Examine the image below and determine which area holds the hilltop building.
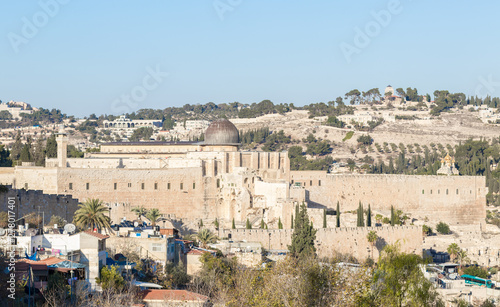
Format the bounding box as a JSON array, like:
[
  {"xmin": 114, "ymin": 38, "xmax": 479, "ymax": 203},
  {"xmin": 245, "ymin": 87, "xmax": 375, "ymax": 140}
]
[{"xmin": 437, "ymin": 154, "xmax": 460, "ymax": 176}]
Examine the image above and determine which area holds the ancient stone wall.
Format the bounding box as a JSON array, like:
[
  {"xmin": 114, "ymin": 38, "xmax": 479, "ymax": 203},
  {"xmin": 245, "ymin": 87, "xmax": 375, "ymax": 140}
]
[
  {"xmin": 56, "ymin": 168, "xmax": 207, "ymax": 220},
  {"xmin": 0, "ymin": 186, "xmax": 80, "ymax": 223},
  {"xmin": 221, "ymin": 226, "xmax": 422, "ymax": 261},
  {"xmin": 290, "ymin": 172, "xmax": 486, "ymax": 225}
]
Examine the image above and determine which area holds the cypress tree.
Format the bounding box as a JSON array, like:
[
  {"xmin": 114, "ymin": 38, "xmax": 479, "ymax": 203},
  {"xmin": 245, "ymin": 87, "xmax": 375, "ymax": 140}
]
[
  {"xmin": 232, "ymin": 218, "xmax": 236, "ymax": 229},
  {"xmin": 260, "ymin": 219, "xmax": 265, "ymax": 229},
  {"xmin": 323, "ymin": 209, "xmax": 327, "ymax": 228},
  {"xmin": 367, "ymin": 204, "xmax": 372, "ymax": 227},
  {"xmin": 10, "ymin": 132, "xmax": 23, "ymax": 161},
  {"xmin": 390, "ymin": 205, "xmax": 395, "ymax": 226},
  {"xmin": 278, "ymin": 217, "xmax": 283, "ymax": 229},
  {"xmin": 214, "ymin": 218, "xmax": 219, "ymax": 230},
  {"xmin": 199, "ymin": 219, "xmax": 204, "ymax": 227},
  {"xmin": 357, "ymin": 201, "xmax": 365, "ymax": 227},
  {"xmin": 291, "ymin": 214, "xmax": 294, "ymax": 229},
  {"xmin": 45, "ymin": 134, "xmax": 57, "ymax": 158},
  {"xmin": 336, "ymin": 201, "xmax": 340, "ymax": 228},
  {"xmin": 288, "ymin": 202, "xmax": 317, "ymax": 259},
  {"xmin": 246, "ymin": 218, "xmax": 252, "ymax": 229},
  {"xmin": 20, "ymin": 140, "xmax": 33, "ymax": 162}
]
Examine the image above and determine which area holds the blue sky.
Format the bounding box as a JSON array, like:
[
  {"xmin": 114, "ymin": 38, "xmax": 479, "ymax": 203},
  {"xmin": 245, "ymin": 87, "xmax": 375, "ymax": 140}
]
[{"xmin": 1, "ymin": 1, "xmax": 499, "ymax": 117}]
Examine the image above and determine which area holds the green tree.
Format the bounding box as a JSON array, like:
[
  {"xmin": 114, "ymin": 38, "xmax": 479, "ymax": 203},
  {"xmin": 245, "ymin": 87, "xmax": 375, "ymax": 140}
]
[
  {"xmin": 246, "ymin": 218, "xmax": 252, "ymax": 229},
  {"xmin": 357, "ymin": 202, "xmax": 364, "ymax": 227},
  {"xmin": 45, "ymin": 134, "xmax": 57, "ymax": 158},
  {"xmin": 323, "ymin": 209, "xmax": 327, "ymax": 228},
  {"xmin": 96, "ymin": 265, "xmax": 125, "ymax": 290},
  {"xmin": 196, "ymin": 228, "xmax": 217, "ymax": 249},
  {"xmin": 366, "ymin": 204, "xmax": 372, "ymax": 227},
  {"xmin": 33, "ymin": 137, "xmax": 46, "ymax": 166},
  {"xmin": 162, "ymin": 115, "xmax": 175, "ymax": 130},
  {"xmin": 447, "ymin": 243, "xmax": 460, "ymax": 262},
  {"xmin": 357, "ymin": 134, "xmax": 373, "ymax": 145},
  {"xmin": 463, "ymin": 266, "xmax": 488, "ymax": 279},
  {"xmin": 371, "ymin": 243, "xmax": 444, "ymax": 306},
  {"xmin": 214, "ymin": 218, "xmax": 219, "ymax": 230},
  {"xmin": 436, "ymin": 222, "xmax": 450, "ymax": 234},
  {"xmin": 0, "ymin": 145, "xmax": 12, "ymax": 167},
  {"xmin": 19, "ymin": 137, "xmax": 33, "ymax": 162},
  {"xmin": 291, "ymin": 214, "xmax": 294, "ymax": 229},
  {"xmin": 10, "ymin": 132, "xmax": 23, "ymax": 161},
  {"xmin": 73, "ymin": 198, "xmax": 111, "ymax": 232},
  {"xmin": 390, "ymin": 206, "xmax": 395, "ymax": 226},
  {"xmin": 422, "ymin": 225, "xmax": 433, "ymax": 236},
  {"xmin": 288, "ymin": 203, "xmax": 317, "ymax": 259},
  {"xmin": 131, "ymin": 206, "xmax": 147, "ymax": 220},
  {"xmin": 260, "ymin": 219, "xmax": 265, "ymax": 229},
  {"xmin": 367, "ymin": 231, "xmax": 378, "ymax": 259},
  {"xmin": 129, "ymin": 127, "xmax": 154, "ymax": 141},
  {"xmin": 169, "ymin": 262, "xmax": 191, "ymax": 288},
  {"xmin": 232, "ymin": 218, "xmax": 236, "ymax": 229},
  {"xmin": 146, "ymin": 208, "xmax": 162, "ymax": 226},
  {"xmin": 278, "ymin": 217, "xmax": 283, "ymax": 229},
  {"xmin": 336, "ymin": 202, "xmax": 340, "ymax": 227}
]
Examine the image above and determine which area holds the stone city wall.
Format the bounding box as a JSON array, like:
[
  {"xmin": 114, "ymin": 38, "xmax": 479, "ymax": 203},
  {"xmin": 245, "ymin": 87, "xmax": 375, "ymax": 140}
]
[
  {"xmin": 221, "ymin": 226, "xmax": 422, "ymax": 261},
  {"xmin": 55, "ymin": 168, "xmax": 207, "ymax": 220},
  {"xmin": 0, "ymin": 186, "xmax": 80, "ymax": 223},
  {"xmin": 290, "ymin": 172, "xmax": 486, "ymax": 225}
]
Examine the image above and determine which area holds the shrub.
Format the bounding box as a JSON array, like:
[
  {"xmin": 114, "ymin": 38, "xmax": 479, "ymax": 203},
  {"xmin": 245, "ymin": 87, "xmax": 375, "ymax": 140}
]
[
  {"xmin": 343, "ymin": 131, "xmax": 354, "ymax": 142},
  {"xmin": 357, "ymin": 134, "xmax": 373, "ymax": 145},
  {"xmin": 463, "ymin": 266, "xmax": 489, "ymax": 279},
  {"xmin": 436, "ymin": 222, "xmax": 451, "ymax": 234},
  {"xmin": 422, "ymin": 225, "xmax": 433, "ymax": 236}
]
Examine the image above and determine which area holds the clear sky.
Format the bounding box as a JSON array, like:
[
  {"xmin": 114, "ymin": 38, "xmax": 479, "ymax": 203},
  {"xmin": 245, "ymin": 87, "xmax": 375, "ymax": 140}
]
[{"xmin": 1, "ymin": 1, "xmax": 499, "ymax": 117}]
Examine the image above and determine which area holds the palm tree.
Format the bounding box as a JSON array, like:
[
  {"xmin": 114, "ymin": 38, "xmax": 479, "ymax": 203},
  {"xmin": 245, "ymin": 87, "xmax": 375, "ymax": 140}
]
[
  {"xmin": 367, "ymin": 230, "xmax": 378, "ymax": 260},
  {"xmin": 196, "ymin": 228, "xmax": 217, "ymax": 249},
  {"xmin": 456, "ymin": 249, "xmax": 470, "ymax": 270},
  {"xmin": 447, "ymin": 243, "xmax": 460, "ymax": 262},
  {"xmin": 131, "ymin": 206, "xmax": 147, "ymax": 220},
  {"xmin": 146, "ymin": 208, "xmax": 162, "ymax": 226},
  {"xmin": 73, "ymin": 198, "xmax": 111, "ymax": 232}
]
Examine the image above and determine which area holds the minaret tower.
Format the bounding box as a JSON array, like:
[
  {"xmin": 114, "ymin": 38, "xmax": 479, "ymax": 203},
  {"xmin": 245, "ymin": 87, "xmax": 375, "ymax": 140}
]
[{"xmin": 56, "ymin": 124, "xmax": 68, "ymax": 168}]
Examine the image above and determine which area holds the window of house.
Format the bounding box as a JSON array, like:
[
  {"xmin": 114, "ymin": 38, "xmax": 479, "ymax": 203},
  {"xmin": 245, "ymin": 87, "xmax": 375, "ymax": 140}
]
[
  {"xmin": 86, "ymin": 183, "xmax": 89, "ymax": 190},
  {"xmin": 456, "ymin": 189, "xmax": 459, "ymax": 195},
  {"xmin": 154, "ymin": 183, "xmax": 158, "ymax": 190},
  {"xmin": 168, "ymin": 183, "xmax": 171, "ymax": 190},
  {"xmin": 217, "ymin": 179, "xmax": 220, "ymax": 188},
  {"xmin": 69, "ymin": 183, "xmax": 73, "ymax": 190},
  {"xmin": 318, "ymin": 180, "xmax": 321, "ymax": 186},
  {"xmin": 446, "ymin": 189, "xmax": 448, "ymax": 195},
  {"xmin": 180, "ymin": 183, "xmax": 183, "ymax": 190},
  {"xmin": 310, "ymin": 180, "xmax": 313, "ymax": 186},
  {"xmin": 193, "ymin": 182, "xmax": 196, "ymax": 189},
  {"xmin": 128, "ymin": 183, "xmax": 132, "ymax": 188},
  {"xmin": 152, "ymin": 243, "xmax": 162, "ymax": 252},
  {"xmin": 141, "ymin": 183, "xmax": 145, "ymax": 190}
]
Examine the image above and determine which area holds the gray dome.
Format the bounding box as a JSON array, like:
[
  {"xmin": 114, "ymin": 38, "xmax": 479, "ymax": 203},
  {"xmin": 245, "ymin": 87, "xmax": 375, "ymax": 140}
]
[{"xmin": 204, "ymin": 119, "xmax": 239, "ymax": 144}]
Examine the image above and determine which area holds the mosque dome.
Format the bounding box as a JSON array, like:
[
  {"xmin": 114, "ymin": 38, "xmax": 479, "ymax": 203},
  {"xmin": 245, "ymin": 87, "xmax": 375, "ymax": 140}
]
[{"xmin": 204, "ymin": 119, "xmax": 239, "ymax": 144}]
